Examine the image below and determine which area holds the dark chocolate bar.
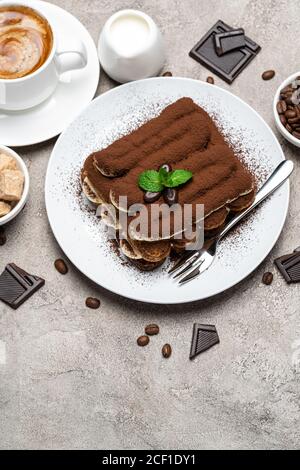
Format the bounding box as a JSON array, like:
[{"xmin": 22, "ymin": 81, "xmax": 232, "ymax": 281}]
[
  {"xmin": 274, "ymin": 251, "xmax": 300, "ymax": 284},
  {"xmin": 190, "ymin": 323, "xmax": 220, "ymax": 360},
  {"xmin": 214, "ymin": 28, "xmax": 246, "ymax": 56},
  {"xmin": 189, "ymin": 20, "xmax": 261, "ymax": 84},
  {"xmin": 0, "ymin": 263, "xmax": 45, "ymax": 309}
]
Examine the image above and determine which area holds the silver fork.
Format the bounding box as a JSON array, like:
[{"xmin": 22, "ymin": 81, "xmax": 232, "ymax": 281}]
[{"xmin": 169, "ymin": 160, "xmax": 294, "ymax": 285}]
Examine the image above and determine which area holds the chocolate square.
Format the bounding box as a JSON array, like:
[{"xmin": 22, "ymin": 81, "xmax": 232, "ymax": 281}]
[
  {"xmin": 189, "ymin": 20, "xmax": 261, "ymax": 84},
  {"xmin": 190, "ymin": 323, "xmax": 220, "ymax": 360},
  {"xmin": 214, "ymin": 28, "xmax": 246, "ymax": 56},
  {"xmin": 0, "ymin": 263, "xmax": 45, "ymax": 309},
  {"xmin": 275, "ymin": 252, "xmax": 300, "ymax": 284}
]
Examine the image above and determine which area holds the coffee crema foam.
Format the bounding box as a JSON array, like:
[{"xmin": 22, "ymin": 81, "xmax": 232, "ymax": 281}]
[{"xmin": 0, "ymin": 5, "xmax": 53, "ymax": 79}]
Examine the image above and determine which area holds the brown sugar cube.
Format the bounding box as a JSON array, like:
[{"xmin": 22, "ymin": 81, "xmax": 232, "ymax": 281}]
[
  {"xmin": 0, "ymin": 201, "xmax": 11, "ymax": 217},
  {"xmin": 0, "ymin": 169, "xmax": 24, "ymax": 202},
  {"xmin": 0, "ymin": 153, "xmax": 18, "ymax": 172}
]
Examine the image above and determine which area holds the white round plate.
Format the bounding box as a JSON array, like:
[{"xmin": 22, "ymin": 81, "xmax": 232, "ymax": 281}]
[
  {"xmin": 0, "ymin": 0, "xmax": 100, "ymax": 147},
  {"xmin": 45, "ymin": 78, "xmax": 289, "ymax": 304}
]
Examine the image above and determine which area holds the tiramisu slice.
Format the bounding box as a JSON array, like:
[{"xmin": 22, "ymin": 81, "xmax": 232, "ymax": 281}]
[{"xmin": 81, "ymin": 98, "xmax": 256, "ymax": 270}]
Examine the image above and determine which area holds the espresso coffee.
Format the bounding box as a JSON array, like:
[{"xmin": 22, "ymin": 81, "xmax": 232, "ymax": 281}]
[{"xmin": 0, "ymin": 5, "xmax": 53, "ymax": 79}]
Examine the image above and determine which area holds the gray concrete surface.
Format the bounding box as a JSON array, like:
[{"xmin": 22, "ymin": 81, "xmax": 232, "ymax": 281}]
[{"xmin": 1, "ymin": 0, "xmax": 300, "ymax": 450}]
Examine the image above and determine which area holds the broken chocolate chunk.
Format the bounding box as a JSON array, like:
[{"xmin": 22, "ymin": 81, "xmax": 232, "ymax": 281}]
[
  {"xmin": 190, "ymin": 323, "xmax": 220, "ymax": 360},
  {"xmin": 274, "ymin": 251, "xmax": 300, "ymax": 284},
  {"xmin": 189, "ymin": 20, "xmax": 261, "ymax": 84},
  {"xmin": 0, "ymin": 263, "xmax": 45, "ymax": 309},
  {"xmin": 214, "ymin": 28, "xmax": 246, "ymax": 56}
]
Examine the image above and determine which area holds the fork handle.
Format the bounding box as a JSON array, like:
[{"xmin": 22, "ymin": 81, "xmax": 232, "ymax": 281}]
[{"xmin": 218, "ymin": 160, "xmax": 294, "ymax": 241}]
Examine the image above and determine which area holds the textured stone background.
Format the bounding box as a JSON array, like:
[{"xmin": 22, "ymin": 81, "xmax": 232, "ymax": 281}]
[{"xmin": 1, "ymin": 0, "xmax": 300, "ymax": 450}]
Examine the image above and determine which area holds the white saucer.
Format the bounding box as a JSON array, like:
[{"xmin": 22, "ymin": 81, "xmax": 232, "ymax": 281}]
[{"xmin": 0, "ymin": 0, "xmax": 100, "ymax": 147}]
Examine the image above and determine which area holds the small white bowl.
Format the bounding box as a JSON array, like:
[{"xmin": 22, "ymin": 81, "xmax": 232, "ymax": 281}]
[
  {"xmin": 98, "ymin": 9, "xmax": 165, "ymax": 83},
  {"xmin": 0, "ymin": 144, "xmax": 30, "ymax": 226},
  {"xmin": 273, "ymin": 71, "xmax": 300, "ymax": 148}
]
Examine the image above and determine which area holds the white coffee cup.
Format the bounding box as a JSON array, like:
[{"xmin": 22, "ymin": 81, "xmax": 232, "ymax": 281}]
[
  {"xmin": 98, "ymin": 9, "xmax": 165, "ymax": 84},
  {"xmin": 0, "ymin": 2, "xmax": 88, "ymax": 111}
]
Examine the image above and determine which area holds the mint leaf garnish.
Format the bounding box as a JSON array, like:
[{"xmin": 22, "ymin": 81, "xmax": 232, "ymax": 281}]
[
  {"xmin": 158, "ymin": 167, "xmax": 169, "ymax": 185},
  {"xmin": 138, "ymin": 168, "xmax": 193, "ymax": 192},
  {"xmin": 138, "ymin": 170, "xmax": 164, "ymax": 192},
  {"xmin": 164, "ymin": 170, "xmax": 193, "ymax": 188}
]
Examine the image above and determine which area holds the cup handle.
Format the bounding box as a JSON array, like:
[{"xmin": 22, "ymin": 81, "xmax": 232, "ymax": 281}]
[{"xmin": 55, "ymin": 39, "xmax": 88, "ymax": 74}]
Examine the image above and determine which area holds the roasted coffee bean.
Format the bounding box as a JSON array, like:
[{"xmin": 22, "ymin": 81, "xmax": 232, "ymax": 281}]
[
  {"xmin": 285, "ymin": 97, "xmax": 294, "ymax": 106},
  {"xmin": 54, "ymin": 259, "xmax": 68, "ymax": 274},
  {"xmin": 162, "ymin": 343, "xmax": 172, "ymax": 358},
  {"xmin": 0, "ymin": 228, "xmax": 6, "ymax": 246},
  {"xmin": 281, "ymin": 85, "xmax": 293, "ymax": 94},
  {"xmin": 285, "ymin": 89, "xmax": 294, "ymax": 96},
  {"xmin": 160, "ymin": 163, "xmax": 172, "ymax": 173},
  {"xmin": 292, "ymin": 131, "xmax": 300, "ymax": 139},
  {"xmin": 164, "ymin": 188, "xmax": 178, "ymax": 206},
  {"xmin": 262, "ymin": 272, "xmax": 273, "ymax": 285},
  {"xmin": 276, "ymin": 100, "xmax": 287, "ymax": 114},
  {"xmin": 206, "ymin": 76, "xmax": 214, "ymax": 84},
  {"xmin": 262, "ymin": 70, "xmax": 275, "ymax": 80},
  {"xmin": 288, "ymin": 116, "xmax": 300, "ymax": 124},
  {"xmin": 162, "ymin": 71, "xmax": 172, "ymax": 77},
  {"xmin": 286, "ymin": 123, "xmax": 292, "ymax": 133},
  {"xmin": 144, "ymin": 191, "xmax": 161, "ymax": 203},
  {"xmin": 285, "ymin": 109, "xmax": 297, "ymax": 119},
  {"xmin": 280, "ymin": 114, "xmax": 287, "ymax": 126},
  {"xmin": 86, "ymin": 297, "xmax": 100, "ymax": 309},
  {"xmin": 145, "ymin": 324, "xmax": 159, "ymax": 335},
  {"xmin": 137, "ymin": 335, "xmax": 149, "ymax": 347}
]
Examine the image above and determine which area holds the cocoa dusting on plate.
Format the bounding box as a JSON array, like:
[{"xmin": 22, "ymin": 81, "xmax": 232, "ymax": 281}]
[{"xmin": 108, "ymin": 239, "xmax": 121, "ymax": 257}]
